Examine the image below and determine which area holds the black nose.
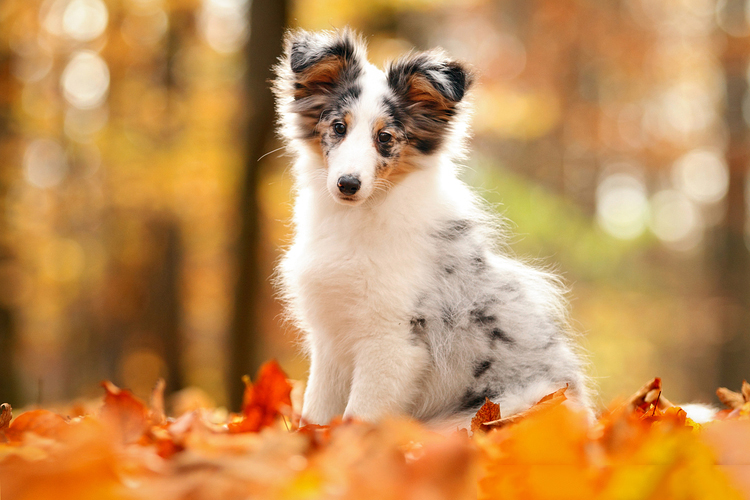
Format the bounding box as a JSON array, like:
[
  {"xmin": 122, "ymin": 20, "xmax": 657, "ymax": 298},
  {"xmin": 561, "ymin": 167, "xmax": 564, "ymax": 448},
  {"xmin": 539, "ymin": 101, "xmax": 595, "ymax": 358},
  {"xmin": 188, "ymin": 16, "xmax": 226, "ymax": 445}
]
[{"xmin": 337, "ymin": 175, "xmax": 361, "ymax": 196}]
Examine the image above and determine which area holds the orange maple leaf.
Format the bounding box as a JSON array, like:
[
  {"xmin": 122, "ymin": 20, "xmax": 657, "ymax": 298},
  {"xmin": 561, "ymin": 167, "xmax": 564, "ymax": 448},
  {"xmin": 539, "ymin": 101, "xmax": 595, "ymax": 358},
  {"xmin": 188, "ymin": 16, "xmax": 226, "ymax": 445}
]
[
  {"xmin": 482, "ymin": 384, "xmax": 568, "ymax": 429},
  {"xmin": 471, "ymin": 398, "xmax": 501, "ymax": 434},
  {"xmin": 227, "ymin": 360, "xmax": 292, "ymax": 433},
  {"xmin": 1, "ymin": 409, "xmax": 68, "ymax": 444},
  {"xmin": 625, "ymin": 377, "xmax": 674, "ymax": 414}
]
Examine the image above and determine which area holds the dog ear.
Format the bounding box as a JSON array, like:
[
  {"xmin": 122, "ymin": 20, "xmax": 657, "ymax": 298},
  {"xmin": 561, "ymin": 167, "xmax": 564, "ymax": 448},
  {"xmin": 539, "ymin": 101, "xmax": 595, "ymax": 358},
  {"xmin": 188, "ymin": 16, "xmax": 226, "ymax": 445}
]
[
  {"xmin": 386, "ymin": 51, "xmax": 475, "ymax": 154},
  {"xmin": 282, "ymin": 28, "xmax": 366, "ymax": 100},
  {"xmin": 387, "ymin": 51, "xmax": 473, "ymax": 110},
  {"xmin": 274, "ymin": 28, "xmax": 366, "ymax": 140}
]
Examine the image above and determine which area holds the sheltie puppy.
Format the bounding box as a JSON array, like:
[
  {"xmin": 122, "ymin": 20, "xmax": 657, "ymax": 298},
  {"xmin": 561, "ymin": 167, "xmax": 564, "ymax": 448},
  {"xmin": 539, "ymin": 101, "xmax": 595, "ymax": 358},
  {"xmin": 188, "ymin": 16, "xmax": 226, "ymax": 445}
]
[{"xmin": 273, "ymin": 28, "xmax": 589, "ymax": 428}]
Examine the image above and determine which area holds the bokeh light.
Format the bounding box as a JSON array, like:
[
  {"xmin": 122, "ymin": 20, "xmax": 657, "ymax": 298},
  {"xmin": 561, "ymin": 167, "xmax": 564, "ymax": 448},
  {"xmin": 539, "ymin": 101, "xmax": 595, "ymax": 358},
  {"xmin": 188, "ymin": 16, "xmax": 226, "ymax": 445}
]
[
  {"xmin": 672, "ymin": 149, "xmax": 729, "ymax": 205},
  {"xmin": 646, "ymin": 82, "xmax": 717, "ymax": 143},
  {"xmin": 198, "ymin": 0, "xmax": 250, "ymax": 53},
  {"xmin": 42, "ymin": 0, "xmax": 73, "ymax": 37},
  {"xmin": 23, "ymin": 138, "xmax": 68, "ymax": 189},
  {"xmin": 62, "ymin": 0, "xmax": 108, "ymax": 42},
  {"xmin": 649, "ymin": 189, "xmax": 704, "ymax": 251},
  {"xmin": 10, "ymin": 43, "xmax": 53, "ymax": 84},
  {"xmin": 61, "ymin": 51, "xmax": 110, "ymax": 109},
  {"xmin": 596, "ymin": 169, "xmax": 649, "ymax": 240}
]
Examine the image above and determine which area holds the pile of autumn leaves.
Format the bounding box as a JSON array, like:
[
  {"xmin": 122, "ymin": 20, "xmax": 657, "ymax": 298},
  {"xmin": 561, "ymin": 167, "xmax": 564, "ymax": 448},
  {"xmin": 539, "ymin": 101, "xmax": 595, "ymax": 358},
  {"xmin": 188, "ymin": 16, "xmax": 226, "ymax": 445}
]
[{"xmin": 1, "ymin": 362, "xmax": 750, "ymax": 500}]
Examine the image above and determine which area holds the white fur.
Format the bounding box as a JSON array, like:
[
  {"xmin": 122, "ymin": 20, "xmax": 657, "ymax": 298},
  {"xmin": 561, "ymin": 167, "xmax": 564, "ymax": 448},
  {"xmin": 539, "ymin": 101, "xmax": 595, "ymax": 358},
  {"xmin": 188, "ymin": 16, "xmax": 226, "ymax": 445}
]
[
  {"xmin": 275, "ymin": 32, "xmax": 589, "ymax": 427},
  {"xmin": 282, "ymin": 157, "xmax": 457, "ymax": 422}
]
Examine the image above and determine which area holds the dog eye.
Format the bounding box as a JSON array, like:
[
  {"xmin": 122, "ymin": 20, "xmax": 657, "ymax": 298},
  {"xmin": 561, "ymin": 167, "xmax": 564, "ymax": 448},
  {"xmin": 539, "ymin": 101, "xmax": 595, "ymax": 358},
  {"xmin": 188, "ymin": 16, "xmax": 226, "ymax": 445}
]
[
  {"xmin": 333, "ymin": 122, "xmax": 347, "ymax": 135},
  {"xmin": 378, "ymin": 131, "xmax": 392, "ymax": 144}
]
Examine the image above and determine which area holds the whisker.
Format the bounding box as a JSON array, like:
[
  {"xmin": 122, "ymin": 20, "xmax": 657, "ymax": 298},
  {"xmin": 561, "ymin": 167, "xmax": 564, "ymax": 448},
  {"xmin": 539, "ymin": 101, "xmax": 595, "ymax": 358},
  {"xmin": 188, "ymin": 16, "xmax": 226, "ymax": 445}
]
[
  {"xmin": 364, "ymin": 178, "xmax": 394, "ymax": 209},
  {"xmin": 257, "ymin": 146, "xmax": 286, "ymax": 162}
]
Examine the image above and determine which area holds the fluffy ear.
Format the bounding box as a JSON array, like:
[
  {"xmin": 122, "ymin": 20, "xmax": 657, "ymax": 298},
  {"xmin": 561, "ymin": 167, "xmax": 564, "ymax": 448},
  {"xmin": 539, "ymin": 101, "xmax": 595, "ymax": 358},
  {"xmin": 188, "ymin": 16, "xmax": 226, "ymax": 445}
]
[
  {"xmin": 274, "ymin": 29, "xmax": 366, "ymax": 139},
  {"xmin": 287, "ymin": 29, "xmax": 364, "ymax": 97},
  {"xmin": 386, "ymin": 51, "xmax": 474, "ymax": 154}
]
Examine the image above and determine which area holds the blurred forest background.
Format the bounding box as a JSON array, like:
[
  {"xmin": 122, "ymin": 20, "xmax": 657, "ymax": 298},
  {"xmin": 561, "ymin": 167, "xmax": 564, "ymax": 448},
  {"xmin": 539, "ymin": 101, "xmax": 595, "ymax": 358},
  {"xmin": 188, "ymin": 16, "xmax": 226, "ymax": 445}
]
[{"xmin": 0, "ymin": 0, "xmax": 749, "ymax": 412}]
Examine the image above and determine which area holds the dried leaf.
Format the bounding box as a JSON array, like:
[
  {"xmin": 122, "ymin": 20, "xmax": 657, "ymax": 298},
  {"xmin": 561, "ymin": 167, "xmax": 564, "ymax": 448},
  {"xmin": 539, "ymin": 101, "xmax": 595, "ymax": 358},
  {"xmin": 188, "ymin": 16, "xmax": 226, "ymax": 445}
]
[
  {"xmin": 537, "ymin": 385, "xmax": 569, "ymax": 405},
  {"xmin": 100, "ymin": 380, "xmax": 150, "ymax": 444},
  {"xmin": 627, "ymin": 377, "xmax": 660, "ymax": 411},
  {"xmin": 1, "ymin": 370, "xmax": 749, "ymax": 500},
  {"xmin": 147, "ymin": 426, "xmax": 185, "ymax": 459},
  {"xmin": 149, "ymin": 378, "xmax": 166, "ymax": 426},
  {"xmin": 716, "ymin": 380, "xmax": 750, "ymax": 414},
  {"xmin": 297, "ymin": 422, "xmax": 333, "ymax": 449},
  {"xmin": 0, "ymin": 403, "xmax": 11, "ymax": 430},
  {"xmin": 227, "ymin": 360, "xmax": 292, "ymax": 433},
  {"xmin": 640, "ymin": 404, "xmax": 689, "ymax": 426},
  {"xmin": 471, "ymin": 398, "xmax": 500, "ymax": 434},
  {"xmin": 624, "ymin": 377, "xmax": 673, "ymax": 414},
  {"xmin": 483, "ymin": 384, "xmax": 568, "ymax": 429},
  {"xmin": 717, "ymin": 387, "xmax": 745, "ymax": 410},
  {"xmin": 0, "ymin": 416, "xmax": 130, "ymax": 500},
  {"xmin": 477, "ymin": 403, "xmax": 594, "ymax": 499},
  {"xmin": 2, "ymin": 409, "xmax": 67, "ymax": 443}
]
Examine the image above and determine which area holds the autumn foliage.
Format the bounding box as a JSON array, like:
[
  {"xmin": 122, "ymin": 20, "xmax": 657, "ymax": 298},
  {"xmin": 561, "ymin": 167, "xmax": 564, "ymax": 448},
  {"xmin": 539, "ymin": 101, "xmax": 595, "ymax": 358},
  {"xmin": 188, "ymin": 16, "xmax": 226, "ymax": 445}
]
[{"xmin": 1, "ymin": 363, "xmax": 749, "ymax": 500}]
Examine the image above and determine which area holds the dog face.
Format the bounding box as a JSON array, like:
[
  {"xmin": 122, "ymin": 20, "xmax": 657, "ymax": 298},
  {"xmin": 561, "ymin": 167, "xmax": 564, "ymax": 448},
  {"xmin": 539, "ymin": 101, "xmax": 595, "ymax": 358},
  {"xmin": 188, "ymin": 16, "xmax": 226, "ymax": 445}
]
[{"xmin": 274, "ymin": 29, "xmax": 474, "ymax": 206}]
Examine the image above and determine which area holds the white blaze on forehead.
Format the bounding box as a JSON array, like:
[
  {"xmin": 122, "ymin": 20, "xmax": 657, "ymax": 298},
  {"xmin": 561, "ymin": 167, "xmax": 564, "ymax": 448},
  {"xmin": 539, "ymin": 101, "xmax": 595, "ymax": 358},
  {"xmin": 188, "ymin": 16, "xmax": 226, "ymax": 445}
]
[
  {"xmin": 350, "ymin": 63, "xmax": 389, "ymax": 122},
  {"xmin": 346, "ymin": 64, "xmax": 389, "ymax": 147}
]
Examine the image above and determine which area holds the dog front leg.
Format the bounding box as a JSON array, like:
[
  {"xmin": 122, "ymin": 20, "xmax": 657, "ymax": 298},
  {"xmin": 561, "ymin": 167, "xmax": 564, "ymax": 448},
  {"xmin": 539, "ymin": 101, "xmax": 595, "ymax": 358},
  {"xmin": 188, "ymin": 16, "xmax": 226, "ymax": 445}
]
[
  {"xmin": 301, "ymin": 343, "xmax": 351, "ymax": 425},
  {"xmin": 343, "ymin": 334, "xmax": 430, "ymax": 421}
]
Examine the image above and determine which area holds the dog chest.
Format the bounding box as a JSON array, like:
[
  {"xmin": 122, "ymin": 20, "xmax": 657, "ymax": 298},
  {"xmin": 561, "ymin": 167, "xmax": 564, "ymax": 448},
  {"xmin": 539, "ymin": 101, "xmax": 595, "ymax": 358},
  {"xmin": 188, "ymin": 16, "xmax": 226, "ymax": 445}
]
[{"xmin": 287, "ymin": 230, "xmax": 431, "ymax": 336}]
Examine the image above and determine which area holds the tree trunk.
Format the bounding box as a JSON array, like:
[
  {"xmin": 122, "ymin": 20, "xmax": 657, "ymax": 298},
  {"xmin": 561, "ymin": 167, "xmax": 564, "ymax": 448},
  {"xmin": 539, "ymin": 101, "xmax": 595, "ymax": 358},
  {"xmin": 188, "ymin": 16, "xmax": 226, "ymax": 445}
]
[
  {"xmin": 0, "ymin": 44, "xmax": 19, "ymax": 405},
  {"xmin": 149, "ymin": 217, "xmax": 184, "ymax": 394},
  {"xmin": 228, "ymin": 0, "xmax": 287, "ymax": 410},
  {"xmin": 715, "ymin": 32, "xmax": 750, "ymax": 391}
]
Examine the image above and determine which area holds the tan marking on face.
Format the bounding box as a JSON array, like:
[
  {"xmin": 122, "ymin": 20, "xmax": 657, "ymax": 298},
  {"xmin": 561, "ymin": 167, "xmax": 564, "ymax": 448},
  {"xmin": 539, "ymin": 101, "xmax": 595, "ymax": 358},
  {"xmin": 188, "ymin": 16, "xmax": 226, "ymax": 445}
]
[
  {"xmin": 371, "ymin": 115, "xmax": 422, "ymax": 186},
  {"xmin": 378, "ymin": 157, "xmax": 420, "ymax": 185},
  {"xmin": 294, "ymin": 56, "xmax": 348, "ymax": 100},
  {"xmin": 372, "ymin": 117, "xmax": 386, "ymax": 137},
  {"xmin": 407, "ymin": 75, "xmax": 454, "ymax": 111}
]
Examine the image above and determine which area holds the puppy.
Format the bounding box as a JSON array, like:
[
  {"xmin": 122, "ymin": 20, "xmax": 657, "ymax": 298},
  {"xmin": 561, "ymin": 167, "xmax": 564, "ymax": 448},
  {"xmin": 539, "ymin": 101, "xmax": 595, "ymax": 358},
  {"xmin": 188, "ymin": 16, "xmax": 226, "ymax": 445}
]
[{"xmin": 273, "ymin": 28, "xmax": 589, "ymax": 427}]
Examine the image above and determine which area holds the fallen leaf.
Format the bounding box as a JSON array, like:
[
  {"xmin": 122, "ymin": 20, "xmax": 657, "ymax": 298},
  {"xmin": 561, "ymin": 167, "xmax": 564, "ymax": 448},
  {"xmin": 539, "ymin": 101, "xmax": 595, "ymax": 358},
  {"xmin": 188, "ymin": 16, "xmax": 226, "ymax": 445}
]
[
  {"xmin": 2, "ymin": 409, "xmax": 67, "ymax": 444},
  {"xmin": 0, "ymin": 416, "xmax": 135, "ymax": 500},
  {"xmin": 100, "ymin": 381, "xmax": 150, "ymax": 444},
  {"xmin": 227, "ymin": 360, "xmax": 292, "ymax": 433},
  {"xmin": 149, "ymin": 378, "xmax": 166, "ymax": 426},
  {"xmin": 1, "ymin": 370, "xmax": 749, "ymax": 500},
  {"xmin": 477, "ymin": 403, "xmax": 594, "ymax": 500},
  {"xmin": 483, "ymin": 384, "xmax": 568, "ymax": 429},
  {"xmin": 0, "ymin": 403, "xmax": 11, "ymax": 430},
  {"xmin": 717, "ymin": 380, "xmax": 750, "ymax": 411},
  {"xmin": 624, "ymin": 377, "xmax": 673, "ymax": 413},
  {"xmin": 471, "ymin": 398, "xmax": 500, "ymax": 434}
]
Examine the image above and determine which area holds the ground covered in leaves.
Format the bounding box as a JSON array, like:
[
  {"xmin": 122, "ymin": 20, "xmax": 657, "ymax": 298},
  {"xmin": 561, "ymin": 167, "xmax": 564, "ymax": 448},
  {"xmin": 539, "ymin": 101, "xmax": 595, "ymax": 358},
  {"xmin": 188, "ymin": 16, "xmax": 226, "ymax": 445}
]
[{"xmin": 1, "ymin": 362, "xmax": 750, "ymax": 500}]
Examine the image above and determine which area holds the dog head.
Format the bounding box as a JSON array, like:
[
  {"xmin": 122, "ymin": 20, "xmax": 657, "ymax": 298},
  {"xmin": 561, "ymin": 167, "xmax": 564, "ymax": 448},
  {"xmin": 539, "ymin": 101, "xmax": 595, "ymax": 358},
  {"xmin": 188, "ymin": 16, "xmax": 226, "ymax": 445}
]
[{"xmin": 274, "ymin": 29, "xmax": 474, "ymax": 206}]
